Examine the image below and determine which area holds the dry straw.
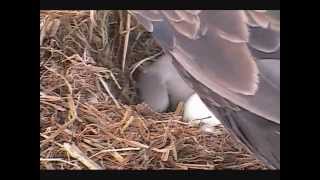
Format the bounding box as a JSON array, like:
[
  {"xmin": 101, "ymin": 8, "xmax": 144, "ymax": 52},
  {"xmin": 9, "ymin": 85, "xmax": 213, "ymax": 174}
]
[{"xmin": 40, "ymin": 10, "xmax": 267, "ymax": 170}]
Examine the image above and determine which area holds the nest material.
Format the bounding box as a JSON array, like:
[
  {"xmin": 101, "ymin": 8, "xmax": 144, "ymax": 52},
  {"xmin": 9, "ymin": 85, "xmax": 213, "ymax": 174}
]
[{"xmin": 40, "ymin": 10, "xmax": 267, "ymax": 170}]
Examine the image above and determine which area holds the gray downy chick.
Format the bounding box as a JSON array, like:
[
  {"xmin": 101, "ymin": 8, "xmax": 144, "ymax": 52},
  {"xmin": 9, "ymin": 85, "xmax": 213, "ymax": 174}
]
[{"xmin": 136, "ymin": 54, "xmax": 194, "ymax": 112}]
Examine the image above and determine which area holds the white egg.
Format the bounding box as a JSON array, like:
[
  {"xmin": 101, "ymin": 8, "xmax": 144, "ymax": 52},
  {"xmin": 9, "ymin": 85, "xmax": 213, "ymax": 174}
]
[{"xmin": 183, "ymin": 93, "xmax": 221, "ymax": 131}]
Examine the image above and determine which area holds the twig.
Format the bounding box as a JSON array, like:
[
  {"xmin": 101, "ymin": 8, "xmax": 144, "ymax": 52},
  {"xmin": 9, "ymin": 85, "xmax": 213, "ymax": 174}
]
[
  {"xmin": 89, "ymin": 10, "xmax": 97, "ymax": 42},
  {"xmin": 120, "ymin": 26, "xmax": 138, "ymax": 34},
  {"xmin": 90, "ymin": 147, "xmax": 141, "ymax": 159},
  {"xmin": 121, "ymin": 116, "xmax": 135, "ymax": 134},
  {"xmin": 40, "ymin": 158, "xmax": 82, "ymax": 169},
  {"xmin": 175, "ymin": 163, "xmax": 216, "ymax": 170},
  {"xmin": 129, "ymin": 52, "xmax": 163, "ymax": 80},
  {"xmin": 40, "ymin": 101, "xmax": 67, "ymax": 111},
  {"xmin": 121, "ymin": 12, "xmax": 131, "ymax": 72},
  {"xmin": 105, "ymin": 70, "xmax": 122, "ymax": 90},
  {"xmin": 98, "ymin": 77, "xmax": 121, "ymax": 108},
  {"xmin": 63, "ymin": 143, "xmax": 103, "ymax": 170}
]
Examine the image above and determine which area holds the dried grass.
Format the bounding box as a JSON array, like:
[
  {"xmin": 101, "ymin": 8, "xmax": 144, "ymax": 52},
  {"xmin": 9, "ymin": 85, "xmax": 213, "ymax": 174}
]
[{"xmin": 40, "ymin": 10, "xmax": 267, "ymax": 170}]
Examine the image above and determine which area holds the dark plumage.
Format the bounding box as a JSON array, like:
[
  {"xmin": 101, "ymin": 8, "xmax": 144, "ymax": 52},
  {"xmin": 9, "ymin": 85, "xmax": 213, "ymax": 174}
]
[{"xmin": 131, "ymin": 10, "xmax": 280, "ymax": 169}]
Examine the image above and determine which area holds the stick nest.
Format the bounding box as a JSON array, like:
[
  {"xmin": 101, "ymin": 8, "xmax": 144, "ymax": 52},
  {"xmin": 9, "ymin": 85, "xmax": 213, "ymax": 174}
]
[{"xmin": 40, "ymin": 10, "xmax": 267, "ymax": 170}]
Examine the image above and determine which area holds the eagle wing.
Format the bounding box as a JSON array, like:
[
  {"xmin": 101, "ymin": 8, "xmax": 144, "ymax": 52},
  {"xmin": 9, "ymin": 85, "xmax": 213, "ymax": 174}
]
[{"xmin": 130, "ymin": 10, "xmax": 280, "ymax": 169}]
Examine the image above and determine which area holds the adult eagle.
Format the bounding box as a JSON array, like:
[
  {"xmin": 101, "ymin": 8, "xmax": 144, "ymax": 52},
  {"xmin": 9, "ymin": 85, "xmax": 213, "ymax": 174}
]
[{"xmin": 130, "ymin": 10, "xmax": 280, "ymax": 169}]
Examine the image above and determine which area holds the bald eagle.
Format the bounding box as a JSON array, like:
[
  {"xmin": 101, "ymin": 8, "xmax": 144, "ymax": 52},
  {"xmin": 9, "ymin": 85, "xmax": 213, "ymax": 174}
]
[{"xmin": 130, "ymin": 10, "xmax": 280, "ymax": 169}]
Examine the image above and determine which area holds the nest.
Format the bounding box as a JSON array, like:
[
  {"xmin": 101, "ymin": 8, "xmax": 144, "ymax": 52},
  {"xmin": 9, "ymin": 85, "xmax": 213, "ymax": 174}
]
[{"xmin": 40, "ymin": 10, "xmax": 267, "ymax": 170}]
